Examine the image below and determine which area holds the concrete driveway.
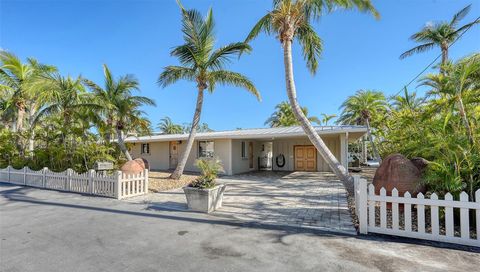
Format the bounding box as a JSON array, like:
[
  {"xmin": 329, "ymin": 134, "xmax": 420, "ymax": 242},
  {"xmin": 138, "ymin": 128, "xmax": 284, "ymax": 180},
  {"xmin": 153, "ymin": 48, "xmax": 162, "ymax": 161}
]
[
  {"xmin": 139, "ymin": 171, "xmax": 355, "ymax": 234},
  {"xmin": 1, "ymin": 183, "xmax": 479, "ymax": 272}
]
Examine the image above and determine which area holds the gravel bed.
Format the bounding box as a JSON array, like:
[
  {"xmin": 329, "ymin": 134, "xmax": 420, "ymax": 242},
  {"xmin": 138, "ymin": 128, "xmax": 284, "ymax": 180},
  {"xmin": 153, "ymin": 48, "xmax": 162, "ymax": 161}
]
[{"xmin": 148, "ymin": 171, "xmax": 198, "ymax": 192}]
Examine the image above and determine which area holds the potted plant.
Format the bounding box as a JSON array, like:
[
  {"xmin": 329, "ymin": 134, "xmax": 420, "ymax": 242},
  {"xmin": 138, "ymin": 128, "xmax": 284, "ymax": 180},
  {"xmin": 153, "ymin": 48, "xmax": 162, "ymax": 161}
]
[{"xmin": 183, "ymin": 157, "xmax": 226, "ymax": 213}]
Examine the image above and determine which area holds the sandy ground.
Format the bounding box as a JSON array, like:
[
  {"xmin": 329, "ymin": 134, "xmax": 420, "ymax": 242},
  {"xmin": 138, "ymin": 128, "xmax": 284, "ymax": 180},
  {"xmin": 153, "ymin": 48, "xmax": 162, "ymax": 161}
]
[{"xmin": 148, "ymin": 171, "xmax": 198, "ymax": 192}]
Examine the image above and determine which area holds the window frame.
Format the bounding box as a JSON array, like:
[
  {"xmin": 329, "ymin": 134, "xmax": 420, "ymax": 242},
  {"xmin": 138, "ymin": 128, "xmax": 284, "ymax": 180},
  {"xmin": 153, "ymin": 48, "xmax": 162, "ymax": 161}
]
[
  {"xmin": 141, "ymin": 143, "xmax": 150, "ymax": 155},
  {"xmin": 198, "ymin": 140, "xmax": 215, "ymax": 158},
  {"xmin": 241, "ymin": 141, "xmax": 247, "ymax": 159}
]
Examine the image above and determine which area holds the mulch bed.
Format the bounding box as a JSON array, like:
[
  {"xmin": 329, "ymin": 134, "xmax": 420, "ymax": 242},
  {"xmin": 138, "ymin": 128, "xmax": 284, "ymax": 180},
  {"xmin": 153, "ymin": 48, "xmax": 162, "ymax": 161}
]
[{"xmin": 148, "ymin": 171, "xmax": 198, "ymax": 192}]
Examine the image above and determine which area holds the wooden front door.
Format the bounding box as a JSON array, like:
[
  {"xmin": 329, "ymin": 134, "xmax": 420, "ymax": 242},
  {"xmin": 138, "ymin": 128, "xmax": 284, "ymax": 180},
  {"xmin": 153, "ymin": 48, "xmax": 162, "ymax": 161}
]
[
  {"xmin": 169, "ymin": 141, "xmax": 178, "ymax": 169},
  {"xmin": 294, "ymin": 145, "xmax": 317, "ymax": 171}
]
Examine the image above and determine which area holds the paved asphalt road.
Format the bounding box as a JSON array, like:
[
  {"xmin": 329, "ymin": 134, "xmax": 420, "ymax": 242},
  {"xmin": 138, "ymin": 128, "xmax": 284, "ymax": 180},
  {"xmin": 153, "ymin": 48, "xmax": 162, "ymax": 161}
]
[{"xmin": 1, "ymin": 183, "xmax": 479, "ymax": 272}]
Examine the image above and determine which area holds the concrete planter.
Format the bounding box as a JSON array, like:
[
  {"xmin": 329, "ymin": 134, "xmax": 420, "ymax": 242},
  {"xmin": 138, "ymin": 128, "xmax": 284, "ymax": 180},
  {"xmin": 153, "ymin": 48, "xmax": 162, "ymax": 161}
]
[{"xmin": 183, "ymin": 184, "xmax": 226, "ymax": 213}]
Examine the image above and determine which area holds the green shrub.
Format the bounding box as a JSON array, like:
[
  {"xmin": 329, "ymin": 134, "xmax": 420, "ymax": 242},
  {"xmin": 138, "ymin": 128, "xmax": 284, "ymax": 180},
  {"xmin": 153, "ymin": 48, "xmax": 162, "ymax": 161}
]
[{"xmin": 191, "ymin": 157, "xmax": 224, "ymax": 189}]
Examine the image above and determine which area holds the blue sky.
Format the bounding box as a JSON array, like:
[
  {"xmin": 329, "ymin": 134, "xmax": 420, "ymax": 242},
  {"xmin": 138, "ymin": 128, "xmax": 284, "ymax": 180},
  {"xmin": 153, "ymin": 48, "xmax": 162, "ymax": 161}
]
[{"xmin": 1, "ymin": 0, "xmax": 479, "ymax": 131}]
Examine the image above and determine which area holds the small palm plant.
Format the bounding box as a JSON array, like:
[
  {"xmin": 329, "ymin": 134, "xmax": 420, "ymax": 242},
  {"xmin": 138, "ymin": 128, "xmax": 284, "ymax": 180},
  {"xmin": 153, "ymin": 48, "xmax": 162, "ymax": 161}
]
[{"xmin": 191, "ymin": 157, "xmax": 224, "ymax": 189}]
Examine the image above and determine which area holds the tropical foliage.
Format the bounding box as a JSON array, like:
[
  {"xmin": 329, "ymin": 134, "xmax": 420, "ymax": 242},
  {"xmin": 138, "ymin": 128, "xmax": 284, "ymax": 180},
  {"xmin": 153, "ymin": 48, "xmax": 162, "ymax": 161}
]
[
  {"xmin": 265, "ymin": 101, "xmax": 320, "ymax": 127},
  {"xmin": 338, "ymin": 54, "xmax": 480, "ymax": 199},
  {"xmin": 191, "ymin": 157, "xmax": 224, "ymax": 188},
  {"xmin": 338, "ymin": 89, "xmax": 388, "ymax": 161},
  {"xmin": 0, "ymin": 51, "xmax": 154, "ymax": 172}
]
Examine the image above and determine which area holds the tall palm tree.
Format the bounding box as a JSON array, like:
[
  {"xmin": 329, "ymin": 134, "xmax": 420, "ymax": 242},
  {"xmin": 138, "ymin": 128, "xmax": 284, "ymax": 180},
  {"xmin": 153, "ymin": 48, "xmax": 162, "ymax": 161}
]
[
  {"xmin": 158, "ymin": 2, "xmax": 260, "ymax": 179},
  {"xmin": 338, "ymin": 90, "xmax": 387, "ymax": 161},
  {"xmin": 265, "ymin": 101, "xmax": 320, "ymax": 127},
  {"xmin": 0, "ymin": 51, "xmax": 56, "ymax": 132},
  {"xmin": 157, "ymin": 117, "xmax": 184, "ymax": 134},
  {"xmin": 400, "ymin": 5, "xmax": 479, "ymax": 70},
  {"xmin": 246, "ymin": 0, "xmax": 378, "ymax": 183},
  {"xmin": 83, "ymin": 64, "xmax": 156, "ymax": 160}
]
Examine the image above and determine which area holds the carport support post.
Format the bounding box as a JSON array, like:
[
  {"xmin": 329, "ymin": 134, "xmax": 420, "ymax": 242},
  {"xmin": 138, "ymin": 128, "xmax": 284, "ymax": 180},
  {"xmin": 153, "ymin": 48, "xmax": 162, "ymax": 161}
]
[
  {"xmin": 357, "ymin": 178, "xmax": 368, "ymax": 234},
  {"xmin": 115, "ymin": 171, "xmax": 122, "ymax": 200}
]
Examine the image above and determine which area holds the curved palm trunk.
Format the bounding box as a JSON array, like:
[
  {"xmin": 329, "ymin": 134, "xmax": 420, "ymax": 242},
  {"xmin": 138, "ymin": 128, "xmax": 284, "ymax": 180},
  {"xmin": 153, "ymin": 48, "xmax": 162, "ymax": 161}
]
[
  {"xmin": 170, "ymin": 88, "xmax": 204, "ymax": 180},
  {"xmin": 365, "ymin": 118, "xmax": 381, "ymax": 162},
  {"xmin": 116, "ymin": 127, "xmax": 133, "ymax": 161},
  {"xmin": 282, "ymin": 40, "xmax": 352, "ymax": 187},
  {"xmin": 457, "ymin": 96, "xmax": 474, "ymax": 145}
]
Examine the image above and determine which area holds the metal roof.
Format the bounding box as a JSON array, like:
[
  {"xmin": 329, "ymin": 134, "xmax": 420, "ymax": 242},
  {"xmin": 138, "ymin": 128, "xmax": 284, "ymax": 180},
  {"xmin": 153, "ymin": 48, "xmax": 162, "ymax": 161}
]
[{"xmin": 124, "ymin": 125, "xmax": 367, "ymax": 143}]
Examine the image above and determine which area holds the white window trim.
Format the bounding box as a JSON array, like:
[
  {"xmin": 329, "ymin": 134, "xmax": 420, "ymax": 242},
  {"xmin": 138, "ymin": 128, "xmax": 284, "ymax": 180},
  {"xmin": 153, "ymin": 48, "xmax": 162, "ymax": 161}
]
[
  {"xmin": 198, "ymin": 140, "xmax": 215, "ymax": 158},
  {"xmin": 141, "ymin": 143, "xmax": 150, "ymax": 155}
]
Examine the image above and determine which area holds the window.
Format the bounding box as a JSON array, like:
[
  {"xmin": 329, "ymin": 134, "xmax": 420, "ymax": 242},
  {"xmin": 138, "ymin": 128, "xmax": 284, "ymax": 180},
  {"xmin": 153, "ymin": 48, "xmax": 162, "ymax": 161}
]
[
  {"xmin": 141, "ymin": 143, "xmax": 150, "ymax": 154},
  {"xmin": 241, "ymin": 141, "xmax": 247, "ymax": 158},
  {"xmin": 198, "ymin": 141, "xmax": 214, "ymax": 158}
]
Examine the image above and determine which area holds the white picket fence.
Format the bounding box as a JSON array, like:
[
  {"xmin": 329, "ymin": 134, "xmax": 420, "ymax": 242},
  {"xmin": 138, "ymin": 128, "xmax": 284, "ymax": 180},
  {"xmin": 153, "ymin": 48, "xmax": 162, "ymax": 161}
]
[
  {"xmin": 0, "ymin": 166, "xmax": 149, "ymax": 200},
  {"xmin": 354, "ymin": 176, "xmax": 480, "ymax": 247}
]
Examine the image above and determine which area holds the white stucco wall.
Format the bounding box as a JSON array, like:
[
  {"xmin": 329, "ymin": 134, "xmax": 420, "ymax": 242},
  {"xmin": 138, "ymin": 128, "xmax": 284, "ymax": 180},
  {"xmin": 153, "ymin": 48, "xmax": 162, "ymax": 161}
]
[
  {"xmin": 231, "ymin": 139, "xmax": 261, "ymax": 174},
  {"xmin": 129, "ymin": 134, "xmax": 342, "ymax": 175},
  {"xmin": 129, "ymin": 139, "xmax": 233, "ymax": 175},
  {"xmin": 129, "ymin": 141, "xmax": 169, "ymax": 170}
]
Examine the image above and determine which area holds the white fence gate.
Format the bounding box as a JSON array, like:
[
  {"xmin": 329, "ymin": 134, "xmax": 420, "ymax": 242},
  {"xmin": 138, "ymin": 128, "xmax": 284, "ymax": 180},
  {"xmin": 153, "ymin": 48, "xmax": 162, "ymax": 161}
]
[
  {"xmin": 0, "ymin": 166, "xmax": 148, "ymax": 200},
  {"xmin": 354, "ymin": 176, "xmax": 480, "ymax": 247}
]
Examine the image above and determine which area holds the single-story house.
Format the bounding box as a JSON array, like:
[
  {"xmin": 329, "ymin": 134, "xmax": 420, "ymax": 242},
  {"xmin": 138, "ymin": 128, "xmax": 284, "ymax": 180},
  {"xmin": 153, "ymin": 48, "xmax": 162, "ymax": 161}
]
[{"xmin": 124, "ymin": 125, "xmax": 367, "ymax": 175}]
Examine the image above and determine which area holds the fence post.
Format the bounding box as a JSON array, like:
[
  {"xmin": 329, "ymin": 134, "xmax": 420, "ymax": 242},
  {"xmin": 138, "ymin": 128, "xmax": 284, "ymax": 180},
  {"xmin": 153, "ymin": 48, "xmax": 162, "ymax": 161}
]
[
  {"xmin": 66, "ymin": 169, "xmax": 72, "ymax": 191},
  {"xmin": 353, "ymin": 175, "xmax": 360, "ymax": 214},
  {"xmin": 7, "ymin": 165, "xmax": 11, "ymax": 183},
  {"xmin": 23, "ymin": 166, "xmax": 27, "ymax": 185},
  {"xmin": 358, "ymin": 178, "xmax": 368, "ymax": 234},
  {"xmin": 144, "ymin": 169, "xmax": 149, "ymax": 194},
  {"xmin": 42, "ymin": 167, "xmax": 48, "ymax": 188},
  {"xmin": 88, "ymin": 169, "xmax": 95, "ymax": 194},
  {"xmin": 115, "ymin": 171, "xmax": 122, "ymax": 200}
]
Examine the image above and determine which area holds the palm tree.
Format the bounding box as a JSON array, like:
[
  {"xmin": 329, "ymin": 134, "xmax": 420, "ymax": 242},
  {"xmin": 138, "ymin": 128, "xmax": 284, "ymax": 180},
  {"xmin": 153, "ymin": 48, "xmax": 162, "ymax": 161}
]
[
  {"xmin": 158, "ymin": 2, "xmax": 260, "ymax": 179},
  {"xmin": 421, "ymin": 55, "xmax": 480, "ymax": 145},
  {"xmin": 246, "ymin": 0, "xmax": 378, "ymax": 183},
  {"xmin": 265, "ymin": 101, "xmax": 320, "ymax": 127},
  {"xmin": 338, "ymin": 90, "xmax": 387, "ymax": 161},
  {"xmin": 390, "ymin": 88, "xmax": 424, "ymax": 112},
  {"xmin": 0, "ymin": 51, "xmax": 56, "ymax": 132},
  {"xmin": 157, "ymin": 117, "xmax": 184, "ymax": 134},
  {"xmin": 320, "ymin": 113, "xmax": 337, "ymax": 125},
  {"xmin": 400, "ymin": 5, "xmax": 479, "ymax": 70},
  {"xmin": 83, "ymin": 64, "xmax": 156, "ymax": 160}
]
